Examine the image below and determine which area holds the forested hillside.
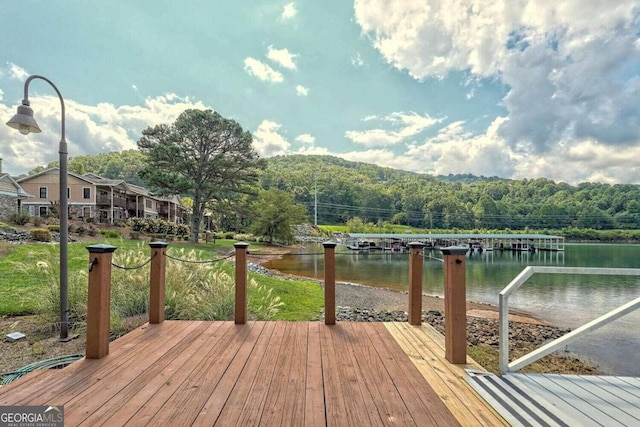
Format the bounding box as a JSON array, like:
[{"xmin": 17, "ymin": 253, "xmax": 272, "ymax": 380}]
[
  {"xmin": 26, "ymin": 152, "xmax": 640, "ymax": 231},
  {"xmin": 260, "ymin": 155, "xmax": 640, "ymax": 231}
]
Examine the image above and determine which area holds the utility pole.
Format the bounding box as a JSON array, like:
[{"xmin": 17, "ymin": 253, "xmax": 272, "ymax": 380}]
[{"xmin": 314, "ymin": 174, "xmax": 318, "ymax": 227}]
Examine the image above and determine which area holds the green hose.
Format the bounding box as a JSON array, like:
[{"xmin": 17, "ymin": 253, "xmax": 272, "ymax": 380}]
[{"xmin": 0, "ymin": 354, "xmax": 83, "ymax": 386}]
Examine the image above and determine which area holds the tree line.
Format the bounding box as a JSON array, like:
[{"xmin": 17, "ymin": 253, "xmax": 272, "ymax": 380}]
[{"xmin": 260, "ymin": 154, "xmax": 640, "ymax": 232}]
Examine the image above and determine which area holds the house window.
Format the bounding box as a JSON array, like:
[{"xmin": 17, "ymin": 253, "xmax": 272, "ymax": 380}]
[
  {"xmin": 145, "ymin": 199, "xmax": 152, "ymax": 208},
  {"xmin": 39, "ymin": 206, "xmax": 48, "ymax": 217},
  {"xmin": 68, "ymin": 187, "xmax": 70, "ymax": 199},
  {"xmin": 83, "ymin": 188, "xmax": 91, "ymax": 199},
  {"xmin": 39, "ymin": 187, "xmax": 47, "ymax": 198}
]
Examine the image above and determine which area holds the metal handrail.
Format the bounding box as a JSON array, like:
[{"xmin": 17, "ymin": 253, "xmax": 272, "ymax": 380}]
[{"xmin": 499, "ymin": 266, "xmax": 640, "ymax": 373}]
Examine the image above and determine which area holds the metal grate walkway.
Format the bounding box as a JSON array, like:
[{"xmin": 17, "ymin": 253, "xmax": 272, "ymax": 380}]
[{"xmin": 466, "ymin": 370, "xmax": 640, "ymax": 426}]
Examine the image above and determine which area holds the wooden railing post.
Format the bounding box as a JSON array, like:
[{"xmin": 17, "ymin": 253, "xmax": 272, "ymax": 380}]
[
  {"xmin": 323, "ymin": 241, "xmax": 337, "ymax": 325},
  {"xmin": 441, "ymin": 246, "xmax": 469, "ymax": 364},
  {"xmin": 234, "ymin": 242, "xmax": 249, "ymax": 324},
  {"xmin": 149, "ymin": 241, "xmax": 169, "ymax": 324},
  {"xmin": 86, "ymin": 244, "xmax": 117, "ymax": 359},
  {"xmin": 408, "ymin": 242, "xmax": 426, "ymax": 325}
]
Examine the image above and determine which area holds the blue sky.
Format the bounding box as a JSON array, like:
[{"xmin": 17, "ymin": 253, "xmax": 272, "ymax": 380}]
[{"xmin": 1, "ymin": 1, "xmax": 639, "ymax": 184}]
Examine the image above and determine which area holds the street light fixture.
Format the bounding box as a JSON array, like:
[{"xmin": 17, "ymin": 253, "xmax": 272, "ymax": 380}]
[{"xmin": 6, "ymin": 75, "xmax": 70, "ymax": 341}]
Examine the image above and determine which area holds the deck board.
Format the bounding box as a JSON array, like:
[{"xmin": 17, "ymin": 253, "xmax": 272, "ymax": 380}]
[
  {"xmin": 345, "ymin": 323, "xmax": 416, "ymax": 426},
  {"xmin": 304, "ymin": 322, "xmax": 326, "ymax": 427},
  {"xmin": 0, "ymin": 321, "xmax": 482, "ymax": 426},
  {"xmin": 384, "ymin": 322, "xmax": 508, "ymax": 426}
]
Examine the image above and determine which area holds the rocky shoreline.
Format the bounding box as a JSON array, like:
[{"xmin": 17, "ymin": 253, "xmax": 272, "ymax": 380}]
[
  {"xmin": 248, "ymin": 262, "xmax": 573, "ymax": 351},
  {"xmin": 332, "ymin": 306, "xmax": 570, "ymax": 349}
]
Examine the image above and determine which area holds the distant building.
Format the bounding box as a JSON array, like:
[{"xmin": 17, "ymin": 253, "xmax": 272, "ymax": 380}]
[
  {"xmin": 15, "ymin": 168, "xmax": 186, "ymax": 224},
  {"xmin": 0, "ymin": 172, "xmax": 32, "ymax": 221}
]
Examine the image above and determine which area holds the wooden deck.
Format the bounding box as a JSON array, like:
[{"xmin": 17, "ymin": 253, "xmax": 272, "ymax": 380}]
[{"xmin": 0, "ymin": 321, "xmax": 504, "ymax": 426}]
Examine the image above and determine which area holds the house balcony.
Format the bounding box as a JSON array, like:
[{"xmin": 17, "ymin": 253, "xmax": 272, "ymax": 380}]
[{"xmin": 96, "ymin": 195, "xmax": 126, "ymax": 207}]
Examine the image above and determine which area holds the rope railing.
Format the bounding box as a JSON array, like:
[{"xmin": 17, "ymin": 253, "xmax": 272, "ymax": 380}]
[
  {"xmin": 110, "ymin": 252, "xmax": 158, "ymax": 270},
  {"xmin": 163, "ymin": 253, "xmax": 235, "ymax": 264},
  {"xmin": 246, "ymin": 251, "xmax": 323, "ymax": 257}
]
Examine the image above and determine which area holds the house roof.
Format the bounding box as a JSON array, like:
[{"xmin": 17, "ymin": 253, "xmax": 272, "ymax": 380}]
[
  {"xmin": 16, "ymin": 168, "xmax": 96, "ymax": 185},
  {"xmin": 81, "ymin": 173, "xmax": 129, "ymax": 189},
  {"xmin": 0, "ymin": 173, "xmax": 33, "ymax": 197}
]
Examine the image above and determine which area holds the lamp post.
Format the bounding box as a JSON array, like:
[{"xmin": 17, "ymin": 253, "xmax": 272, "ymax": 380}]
[{"xmin": 6, "ymin": 75, "xmax": 70, "ymax": 341}]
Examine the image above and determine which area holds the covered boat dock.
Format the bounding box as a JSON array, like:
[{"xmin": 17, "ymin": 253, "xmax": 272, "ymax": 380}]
[{"xmin": 340, "ymin": 233, "xmax": 565, "ymax": 252}]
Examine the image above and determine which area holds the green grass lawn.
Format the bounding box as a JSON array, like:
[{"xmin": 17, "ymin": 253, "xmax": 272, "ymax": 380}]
[
  {"xmin": 250, "ymin": 274, "xmax": 323, "ymax": 321},
  {"xmin": 0, "ymin": 238, "xmax": 323, "ymax": 320}
]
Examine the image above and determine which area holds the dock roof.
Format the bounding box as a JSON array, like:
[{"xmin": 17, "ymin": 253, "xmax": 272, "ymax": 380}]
[{"xmin": 346, "ymin": 233, "xmax": 564, "ymax": 240}]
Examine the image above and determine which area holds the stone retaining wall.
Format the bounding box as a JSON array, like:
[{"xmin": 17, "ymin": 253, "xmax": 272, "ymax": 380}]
[{"xmin": 0, "ymin": 194, "xmax": 19, "ymax": 221}]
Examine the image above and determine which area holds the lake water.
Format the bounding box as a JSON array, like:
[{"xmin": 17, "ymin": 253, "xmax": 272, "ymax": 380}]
[{"xmin": 264, "ymin": 243, "xmax": 640, "ymax": 375}]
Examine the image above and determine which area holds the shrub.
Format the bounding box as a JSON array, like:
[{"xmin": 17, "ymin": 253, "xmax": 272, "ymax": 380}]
[
  {"xmin": 32, "ymin": 216, "xmax": 44, "ymax": 227},
  {"xmin": 87, "ymin": 226, "xmax": 98, "ymax": 236},
  {"xmin": 224, "ymin": 231, "xmax": 235, "ymax": 239},
  {"xmin": 47, "ymin": 225, "xmax": 61, "ymax": 233},
  {"xmin": 102, "ymin": 230, "xmax": 122, "ymax": 239},
  {"xmin": 76, "ymin": 225, "xmax": 87, "ymax": 235},
  {"xmin": 129, "ymin": 217, "xmax": 145, "ymax": 232},
  {"xmin": 8, "ymin": 210, "xmax": 30, "ymax": 226},
  {"xmin": 86, "ymin": 217, "xmax": 96, "ymax": 224},
  {"xmin": 128, "ymin": 217, "xmax": 189, "ymax": 237},
  {"xmin": 30, "ymin": 228, "xmax": 53, "ymax": 242},
  {"xmin": 176, "ymin": 224, "xmax": 190, "ymax": 238}
]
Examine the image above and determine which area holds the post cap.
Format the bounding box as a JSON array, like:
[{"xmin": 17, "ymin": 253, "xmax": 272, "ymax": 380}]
[
  {"xmin": 149, "ymin": 241, "xmax": 169, "ymax": 249},
  {"xmin": 322, "ymin": 241, "xmax": 337, "ymax": 248},
  {"xmin": 234, "ymin": 241, "xmax": 250, "ymax": 248},
  {"xmin": 440, "ymin": 246, "xmax": 469, "ymax": 256},
  {"xmin": 86, "ymin": 243, "xmax": 118, "ymax": 254}
]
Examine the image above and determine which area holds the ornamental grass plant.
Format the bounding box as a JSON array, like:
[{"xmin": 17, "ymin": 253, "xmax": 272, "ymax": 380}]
[{"xmin": 35, "ymin": 245, "xmax": 284, "ymax": 334}]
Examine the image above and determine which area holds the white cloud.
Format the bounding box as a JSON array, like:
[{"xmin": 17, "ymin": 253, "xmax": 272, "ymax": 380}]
[
  {"xmin": 345, "ymin": 111, "xmax": 443, "ymax": 147},
  {"xmin": 295, "ymin": 145, "xmax": 331, "ymax": 156},
  {"xmin": 345, "ymin": 129, "xmax": 402, "ymax": 147},
  {"xmin": 0, "ymin": 88, "xmax": 3, "ymax": 101},
  {"xmin": 296, "ymin": 85, "xmax": 309, "ymax": 96},
  {"xmin": 0, "ymin": 92, "xmax": 207, "ymax": 175},
  {"xmin": 340, "ymin": 116, "xmax": 640, "ymax": 184},
  {"xmin": 131, "ymin": 84, "xmax": 138, "ymax": 91},
  {"xmin": 354, "ymin": 1, "xmax": 640, "ymax": 156},
  {"xmin": 7, "ymin": 63, "xmax": 28, "ymax": 81},
  {"xmin": 252, "ymin": 120, "xmax": 290, "ymax": 156},
  {"xmin": 243, "ymin": 58, "xmax": 284, "ymax": 83},
  {"xmin": 351, "ymin": 53, "xmax": 365, "ymax": 68},
  {"xmin": 295, "ymin": 134, "xmax": 315, "ymax": 144},
  {"xmin": 267, "ymin": 46, "xmax": 298, "ymax": 70},
  {"xmin": 282, "ymin": 2, "xmax": 297, "ymax": 20}
]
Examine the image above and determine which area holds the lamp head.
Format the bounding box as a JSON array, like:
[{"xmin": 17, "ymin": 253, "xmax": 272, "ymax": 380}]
[{"xmin": 6, "ymin": 102, "xmax": 41, "ymax": 135}]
